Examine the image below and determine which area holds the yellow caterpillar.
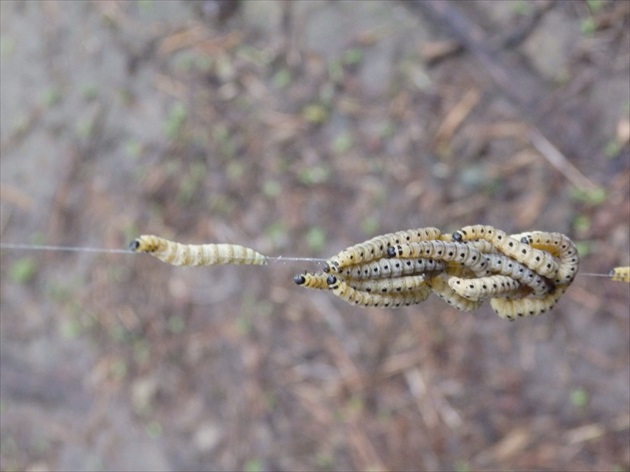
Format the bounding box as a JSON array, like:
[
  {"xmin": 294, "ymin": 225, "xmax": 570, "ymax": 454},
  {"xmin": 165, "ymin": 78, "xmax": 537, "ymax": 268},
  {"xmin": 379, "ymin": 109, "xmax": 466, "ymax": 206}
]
[
  {"xmin": 609, "ymin": 266, "xmax": 630, "ymax": 283},
  {"xmin": 130, "ymin": 235, "xmax": 267, "ymax": 266}
]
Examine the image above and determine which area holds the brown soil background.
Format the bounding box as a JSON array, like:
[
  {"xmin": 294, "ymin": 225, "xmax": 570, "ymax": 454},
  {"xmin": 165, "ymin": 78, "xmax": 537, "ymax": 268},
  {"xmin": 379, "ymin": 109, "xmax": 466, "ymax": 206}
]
[{"xmin": 1, "ymin": 1, "xmax": 629, "ymax": 470}]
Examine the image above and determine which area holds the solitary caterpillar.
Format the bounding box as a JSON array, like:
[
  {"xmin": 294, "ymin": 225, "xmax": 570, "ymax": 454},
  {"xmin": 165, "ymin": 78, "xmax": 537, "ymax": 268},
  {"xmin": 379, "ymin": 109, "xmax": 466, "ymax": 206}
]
[
  {"xmin": 293, "ymin": 272, "xmax": 330, "ymax": 290},
  {"xmin": 609, "ymin": 266, "xmax": 630, "ymax": 283},
  {"xmin": 387, "ymin": 240, "xmax": 492, "ymax": 278},
  {"xmin": 326, "ymin": 227, "xmax": 442, "ymax": 272},
  {"xmin": 348, "ymin": 274, "xmax": 428, "ymax": 294},
  {"xmin": 425, "ymin": 274, "xmax": 482, "ymax": 312},
  {"xmin": 448, "ymin": 274, "xmax": 522, "ymax": 301},
  {"xmin": 131, "ymin": 235, "xmax": 267, "ymax": 266},
  {"xmin": 326, "ymin": 275, "xmax": 432, "ymax": 307},
  {"xmin": 452, "ymin": 225, "xmax": 559, "ymax": 279},
  {"xmin": 515, "ymin": 231, "xmax": 579, "ymax": 284},
  {"xmin": 483, "ymin": 252, "xmax": 553, "ymax": 296},
  {"xmin": 339, "ymin": 257, "xmax": 445, "ymax": 280},
  {"xmin": 489, "ymin": 286, "xmax": 567, "ymax": 321}
]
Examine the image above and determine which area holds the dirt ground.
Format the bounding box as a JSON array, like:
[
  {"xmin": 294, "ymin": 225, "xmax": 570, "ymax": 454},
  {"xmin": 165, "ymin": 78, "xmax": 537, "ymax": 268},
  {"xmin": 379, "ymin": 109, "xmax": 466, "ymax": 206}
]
[{"xmin": 1, "ymin": 1, "xmax": 629, "ymax": 471}]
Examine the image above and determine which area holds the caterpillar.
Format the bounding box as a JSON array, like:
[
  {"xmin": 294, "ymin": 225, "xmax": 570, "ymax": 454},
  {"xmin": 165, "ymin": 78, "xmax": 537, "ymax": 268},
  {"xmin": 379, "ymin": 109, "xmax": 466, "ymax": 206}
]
[
  {"xmin": 130, "ymin": 235, "xmax": 267, "ymax": 266},
  {"xmin": 425, "ymin": 274, "xmax": 482, "ymax": 312},
  {"xmin": 325, "ymin": 227, "xmax": 442, "ymax": 272},
  {"xmin": 348, "ymin": 274, "xmax": 428, "ymax": 294},
  {"xmin": 609, "ymin": 266, "xmax": 630, "ymax": 283},
  {"xmin": 515, "ymin": 231, "xmax": 579, "ymax": 285},
  {"xmin": 483, "ymin": 252, "xmax": 554, "ymax": 296},
  {"xmin": 452, "ymin": 225, "xmax": 559, "ymax": 279},
  {"xmin": 448, "ymin": 274, "xmax": 522, "ymax": 301},
  {"xmin": 386, "ymin": 240, "xmax": 492, "ymax": 278},
  {"xmin": 293, "ymin": 272, "xmax": 330, "ymax": 290},
  {"xmin": 489, "ymin": 286, "xmax": 568, "ymax": 321},
  {"xmin": 326, "ymin": 275, "xmax": 432, "ymax": 307},
  {"xmin": 339, "ymin": 257, "xmax": 445, "ymax": 280}
]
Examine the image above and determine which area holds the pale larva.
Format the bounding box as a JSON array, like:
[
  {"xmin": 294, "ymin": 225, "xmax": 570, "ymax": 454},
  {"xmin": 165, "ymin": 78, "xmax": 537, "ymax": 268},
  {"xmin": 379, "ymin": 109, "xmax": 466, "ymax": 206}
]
[
  {"xmin": 387, "ymin": 240, "xmax": 491, "ymax": 278},
  {"xmin": 515, "ymin": 231, "xmax": 579, "ymax": 285},
  {"xmin": 131, "ymin": 235, "xmax": 267, "ymax": 266},
  {"xmin": 348, "ymin": 274, "xmax": 428, "ymax": 294},
  {"xmin": 340, "ymin": 257, "xmax": 445, "ymax": 280},
  {"xmin": 448, "ymin": 274, "xmax": 522, "ymax": 301},
  {"xmin": 609, "ymin": 266, "xmax": 630, "ymax": 283},
  {"xmin": 326, "ymin": 275, "xmax": 432, "ymax": 308},
  {"xmin": 326, "ymin": 227, "xmax": 442, "ymax": 272},
  {"xmin": 483, "ymin": 252, "xmax": 554, "ymax": 296},
  {"xmin": 293, "ymin": 272, "xmax": 330, "ymax": 290},
  {"xmin": 425, "ymin": 274, "xmax": 482, "ymax": 312},
  {"xmin": 489, "ymin": 286, "xmax": 567, "ymax": 321},
  {"xmin": 452, "ymin": 225, "xmax": 559, "ymax": 279}
]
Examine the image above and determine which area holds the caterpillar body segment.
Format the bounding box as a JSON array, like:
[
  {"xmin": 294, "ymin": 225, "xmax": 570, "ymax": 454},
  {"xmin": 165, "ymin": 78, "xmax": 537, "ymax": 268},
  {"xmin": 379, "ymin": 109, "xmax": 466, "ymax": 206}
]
[
  {"xmin": 131, "ymin": 235, "xmax": 267, "ymax": 266},
  {"xmin": 326, "ymin": 227, "xmax": 442, "ymax": 272},
  {"xmin": 326, "ymin": 275, "xmax": 432, "ymax": 307},
  {"xmin": 452, "ymin": 225, "xmax": 559, "ymax": 278},
  {"xmin": 516, "ymin": 231, "xmax": 579, "ymax": 284},
  {"xmin": 609, "ymin": 266, "xmax": 630, "ymax": 283},
  {"xmin": 483, "ymin": 253, "xmax": 554, "ymax": 296},
  {"xmin": 340, "ymin": 257, "xmax": 445, "ymax": 280},
  {"xmin": 387, "ymin": 240, "xmax": 491, "ymax": 278},
  {"xmin": 426, "ymin": 274, "xmax": 482, "ymax": 312},
  {"xmin": 348, "ymin": 275, "xmax": 428, "ymax": 294},
  {"xmin": 448, "ymin": 274, "xmax": 522, "ymax": 301},
  {"xmin": 293, "ymin": 272, "xmax": 330, "ymax": 290},
  {"xmin": 489, "ymin": 286, "xmax": 567, "ymax": 321}
]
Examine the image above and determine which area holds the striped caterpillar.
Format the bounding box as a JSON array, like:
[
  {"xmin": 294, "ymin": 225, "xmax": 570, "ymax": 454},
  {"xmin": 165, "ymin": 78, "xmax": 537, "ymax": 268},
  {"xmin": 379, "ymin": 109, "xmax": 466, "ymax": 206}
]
[
  {"xmin": 326, "ymin": 275, "xmax": 432, "ymax": 307},
  {"xmin": 339, "ymin": 257, "xmax": 445, "ymax": 280},
  {"xmin": 452, "ymin": 225, "xmax": 559, "ymax": 279},
  {"xmin": 489, "ymin": 287, "xmax": 567, "ymax": 321},
  {"xmin": 514, "ymin": 231, "xmax": 579, "ymax": 284},
  {"xmin": 482, "ymin": 252, "xmax": 554, "ymax": 296},
  {"xmin": 426, "ymin": 274, "xmax": 482, "ymax": 312},
  {"xmin": 609, "ymin": 266, "xmax": 630, "ymax": 283},
  {"xmin": 386, "ymin": 240, "xmax": 492, "ymax": 278},
  {"xmin": 326, "ymin": 227, "xmax": 442, "ymax": 272},
  {"xmin": 130, "ymin": 235, "xmax": 267, "ymax": 266},
  {"xmin": 293, "ymin": 272, "xmax": 329, "ymax": 290},
  {"xmin": 348, "ymin": 274, "xmax": 428, "ymax": 294},
  {"xmin": 448, "ymin": 274, "xmax": 522, "ymax": 301}
]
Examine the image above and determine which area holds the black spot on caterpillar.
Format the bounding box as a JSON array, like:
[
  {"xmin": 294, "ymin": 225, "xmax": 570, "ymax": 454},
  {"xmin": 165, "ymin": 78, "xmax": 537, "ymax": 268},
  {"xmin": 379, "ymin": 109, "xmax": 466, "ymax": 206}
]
[
  {"xmin": 425, "ymin": 274, "xmax": 482, "ymax": 312},
  {"xmin": 340, "ymin": 258, "xmax": 445, "ymax": 280},
  {"xmin": 326, "ymin": 275, "xmax": 432, "ymax": 307},
  {"xmin": 326, "ymin": 227, "xmax": 442, "ymax": 272},
  {"xmin": 131, "ymin": 235, "xmax": 267, "ymax": 266},
  {"xmin": 489, "ymin": 286, "xmax": 567, "ymax": 321},
  {"xmin": 293, "ymin": 272, "xmax": 329, "ymax": 290},
  {"xmin": 348, "ymin": 275, "xmax": 428, "ymax": 294},
  {"xmin": 387, "ymin": 240, "xmax": 491, "ymax": 278},
  {"xmin": 448, "ymin": 274, "xmax": 522, "ymax": 301},
  {"xmin": 515, "ymin": 231, "xmax": 579, "ymax": 285},
  {"xmin": 608, "ymin": 266, "xmax": 630, "ymax": 283},
  {"xmin": 452, "ymin": 225, "xmax": 559, "ymax": 279},
  {"xmin": 482, "ymin": 252, "xmax": 554, "ymax": 296}
]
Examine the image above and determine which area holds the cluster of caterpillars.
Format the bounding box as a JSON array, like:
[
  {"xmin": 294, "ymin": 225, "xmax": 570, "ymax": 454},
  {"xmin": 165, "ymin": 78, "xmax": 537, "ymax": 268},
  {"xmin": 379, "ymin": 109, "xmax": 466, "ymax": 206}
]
[
  {"xmin": 295, "ymin": 225, "xmax": 581, "ymax": 321},
  {"xmin": 130, "ymin": 228, "xmax": 628, "ymax": 321}
]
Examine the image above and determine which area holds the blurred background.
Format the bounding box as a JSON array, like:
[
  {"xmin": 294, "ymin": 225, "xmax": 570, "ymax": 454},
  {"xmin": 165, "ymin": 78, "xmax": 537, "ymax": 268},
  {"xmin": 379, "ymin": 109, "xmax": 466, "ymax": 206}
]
[{"xmin": 1, "ymin": 1, "xmax": 628, "ymax": 470}]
